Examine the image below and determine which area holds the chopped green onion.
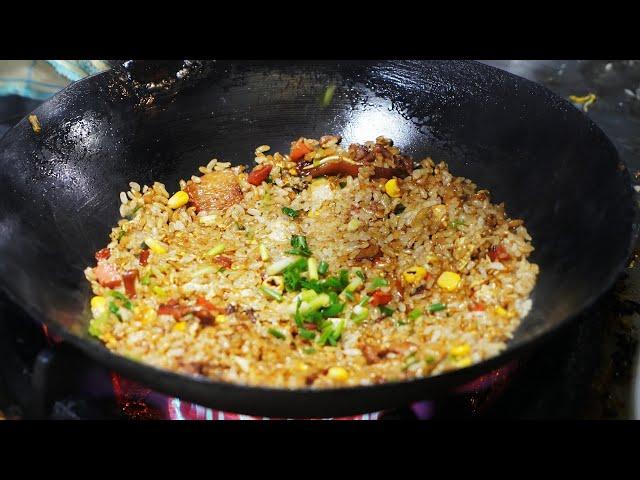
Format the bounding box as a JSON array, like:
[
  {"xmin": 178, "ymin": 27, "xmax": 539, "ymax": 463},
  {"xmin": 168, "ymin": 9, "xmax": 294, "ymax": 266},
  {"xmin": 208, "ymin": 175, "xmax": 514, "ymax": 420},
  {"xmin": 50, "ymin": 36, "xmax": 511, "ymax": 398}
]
[
  {"xmin": 300, "ymin": 289, "xmax": 318, "ymax": 302},
  {"xmin": 428, "ymin": 303, "xmax": 447, "ymax": 313},
  {"xmin": 318, "ymin": 261, "xmax": 329, "ymax": 276},
  {"xmin": 206, "ymin": 243, "xmax": 226, "ymax": 256},
  {"xmin": 308, "ymin": 257, "xmax": 319, "ymax": 280},
  {"xmin": 425, "ymin": 355, "xmax": 436, "ymax": 364},
  {"xmin": 369, "ymin": 277, "xmax": 389, "ymax": 289},
  {"xmin": 117, "ymin": 229, "xmax": 126, "ymax": 241},
  {"xmin": 299, "ymin": 328, "xmax": 316, "ymax": 340},
  {"xmin": 354, "ymin": 270, "xmax": 366, "ymax": 282},
  {"xmin": 321, "ymin": 84, "xmax": 336, "ymax": 107},
  {"xmin": 379, "ymin": 305, "xmax": 394, "ymax": 317},
  {"xmin": 286, "ymin": 235, "xmax": 312, "ymax": 257},
  {"xmin": 343, "ymin": 290, "xmax": 354, "ymax": 301},
  {"xmin": 109, "ymin": 291, "xmax": 132, "ymax": 310},
  {"xmin": 260, "ymin": 286, "xmax": 283, "ymax": 302},
  {"xmin": 408, "ymin": 308, "xmax": 423, "ymax": 320},
  {"xmin": 125, "ymin": 205, "xmax": 142, "ymax": 220},
  {"xmin": 265, "ymin": 176, "xmax": 274, "ymax": 184},
  {"xmin": 268, "ymin": 328, "xmax": 285, "ymax": 339},
  {"xmin": 282, "ymin": 207, "xmax": 299, "ymax": 218},
  {"xmin": 300, "ymin": 293, "xmax": 330, "ymax": 314},
  {"xmin": 449, "ymin": 219, "xmax": 466, "ymax": 230},
  {"xmin": 259, "ymin": 243, "xmax": 270, "ymax": 261},
  {"xmin": 303, "ymin": 347, "xmax": 317, "ymax": 354},
  {"xmin": 351, "ymin": 305, "xmax": 369, "ymax": 324},
  {"xmin": 140, "ymin": 274, "xmax": 151, "ymax": 286},
  {"xmin": 339, "ymin": 182, "xmax": 347, "ymax": 189},
  {"xmin": 108, "ymin": 301, "xmax": 121, "ymax": 319},
  {"xmin": 358, "ymin": 295, "xmax": 371, "ymax": 306},
  {"xmin": 282, "ymin": 257, "xmax": 309, "ymax": 291},
  {"xmin": 344, "ymin": 277, "xmax": 363, "ymax": 293},
  {"xmin": 266, "ymin": 256, "xmax": 299, "ymax": 276}
]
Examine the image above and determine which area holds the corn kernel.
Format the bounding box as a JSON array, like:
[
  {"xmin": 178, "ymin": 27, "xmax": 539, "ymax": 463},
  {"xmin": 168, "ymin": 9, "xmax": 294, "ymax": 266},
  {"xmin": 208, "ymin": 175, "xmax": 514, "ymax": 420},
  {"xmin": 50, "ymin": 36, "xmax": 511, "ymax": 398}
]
[
  {"xmin": 142, "ymin": 307, "xmax": 157, "ymax": 324},
  {"xmin": 215, "ymin": 314, "xmax": 227, "ymax": 325},
  {"xmin": 152, "ymin": 285, "xmax": 167, "ymax": 298},
  {"xmin": 450, "ymin": 344, "xmax": 471, "ymax": 357},
  {"xmin": 327, "ymin": 366, "xmax": 349, "ymax": 382},
  {"xmin": 167, "ymin": 190, "xmax": 189, "ymax": 209},
  {"xmin": 403, "ymin": 265, "xmax": 427, "ymax": 284},
  {"xmin": 289, "ymin": 168, "xmax": 298, "ymax": 176},
  {"xmin": 452, "ymin": 356, "xmax": 472, "ymax": 368},
  {"xmin": 90, "ymin": 296, "xmax": 107, "ymax": 317},
  {"xmin": 494, "ymin": 306, "xmax": 510, "ymax": 318},
  {"xmin": 437, "ymin": 271, "xmax": 461, "ymax": 291},
  {"xmin": 295, "ymin": 361, "xmax": 309, "ymax": 372},
  {"xmin": 144, "ymin": 237, "xmax": 168, "ymax": 254},
  {"xmin": 384, "ymin": 178, "xmax": 401, "ymax": 198},
  {"xmin": 173, "ymin": 321, "xmax": 187, "ymax": 332},
  {"xmin": 206, "ymin": 243, "xmax": 225, "ymax": 256}
]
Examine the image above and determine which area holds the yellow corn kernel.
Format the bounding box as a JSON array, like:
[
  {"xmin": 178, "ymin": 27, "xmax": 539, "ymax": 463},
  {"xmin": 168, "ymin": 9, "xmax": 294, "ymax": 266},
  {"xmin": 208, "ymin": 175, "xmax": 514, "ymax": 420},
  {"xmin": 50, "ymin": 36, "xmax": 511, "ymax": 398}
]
[
  {"xmin": 167, "ymin": 190, "xmax": 189, "ymax": 209},
  {"xmin": 450, "ymin": 344, "xmax": 471, "ymax": 357},
  {"xmin": 425, "ymin": 254, "xmax": 440, "ymax": 265},
  {"xmin": 384, "ymin": 178, "xmax": 401, "ymax": 198},
  {"xmin": 142, "ymin": 307, "xmax": 157, "ymax": 324},
  {"xmin": 90, "ymin": 296, "xmax": 107, "ymax": 317},
  {"xmin": 152, "ymin": 285, "xmax": 167, "ymax": 298},
  {"xmin": 327, "ymin": 366, "xmax": 349, "ymax": 382},
  {"xmin": 173, "ymin": 321, "xmax": 187, "ymax": 332},
  {"xmin": 403, "ymin": 265, "xmax": 427, "ymax": 284},
  {"xmin": 295, "ymin": 361, "xmax": 309, "ymax": 372},
  {"xmin": 437, "ymin": 271, "xmax": 461, "ymax": 291},
  {"xmin": 289, "ymin": 168, "xmax": 298, "ymax": 176},
  {"xmin": 452, "ymin": 356, "xmax": 472, "ymax": 368},
  {"xmin": 215, "ymin": 314, "xmax": 228, "ymax": 325},
  {"xmin": 144, "ymin": 237, "xmax": 168, "ymax": 255},
  {"xmin": 494, "ymin": 306, "xmax": 510, "ymax": 318},
  {"xmin": 259, "ymin": 243, "xmax": 270, "ymax": 261}
]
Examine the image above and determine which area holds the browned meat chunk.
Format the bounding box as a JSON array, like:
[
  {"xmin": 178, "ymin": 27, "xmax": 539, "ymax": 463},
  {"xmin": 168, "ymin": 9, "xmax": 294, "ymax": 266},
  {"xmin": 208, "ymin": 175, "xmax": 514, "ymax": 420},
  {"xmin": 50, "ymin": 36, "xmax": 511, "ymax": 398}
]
[{"xmin": 185, "ymin": 171, "xmax": 243, "ymax": 213}]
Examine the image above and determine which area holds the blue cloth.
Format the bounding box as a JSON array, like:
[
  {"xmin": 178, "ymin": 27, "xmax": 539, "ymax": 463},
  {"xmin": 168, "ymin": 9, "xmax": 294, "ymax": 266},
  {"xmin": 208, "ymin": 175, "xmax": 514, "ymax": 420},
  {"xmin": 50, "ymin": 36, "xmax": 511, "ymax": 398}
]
[{"xmin": 0, "ymin": 60, "xmax": 110, "ymax": 100}]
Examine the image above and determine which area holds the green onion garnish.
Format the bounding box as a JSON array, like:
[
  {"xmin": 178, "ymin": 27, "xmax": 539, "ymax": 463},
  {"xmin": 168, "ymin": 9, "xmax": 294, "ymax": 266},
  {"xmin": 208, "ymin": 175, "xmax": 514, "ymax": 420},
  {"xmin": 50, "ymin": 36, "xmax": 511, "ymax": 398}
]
[
  {"xmin": 428, "ymin": 303, "xmax": 447, "ymax": 313},
  {"xmin": 321, "ymin": 84, "xmax": 336, "ymax": 107},
  {"xmin": 318, "ymin": 261, "xmax": 329, "ymax": 276},
  {"xmin": 109, "ymin": 291, "xmax": 132, "ymax": 310},
  {"xmin": 303, "ymin": 347, "xmax": 317, "ymax": 354},
  {"xmin": 282, "ymin": 207, "xmax": 299, "ymax": 218},
  {"xmin": 408, "ymin": 308, "xmax": 423, "ymax": 320},
  {"xmin": 369, "ymin": 277, "xmax": 389, "ymax": 289},
  {"xmin": 117, "ymin": 229, "xmax": 126, "ymax": 241},
  {"xmin": 358, "ymin": 295, "xmax": 371, "ymax": 306},
  {"xmin": 449, "ymin": 219, "xmax": 466, "ymax": 229},
  {"xmin": 108, "ymin": 301, "xmax": 121, "ymax": 319},
  {"xmin": 268, "ymin": 328, "xmax": 285, "ymax": 339},
  {"xmin": 286, "ymin": 235, "xmax": 312, "ymax": 257},
  {"xmin": 308, "ymin": 257, "xmax": 319, "ymax": 280},
  {"xmin": 351, "ymin": 305, "xmax": 369, "ymax": 324},
  {"xmin": 206, "ymin": 243, "xmax": 225, "ymax": 256},
  {"xmin": 140, "ymin": 274, "xmax": 151, "ymax": 286},
  {"xmin": 355, "ymin": 270, "xmax": 366, "ymax": 282},
  {"xmin": 299, "ymin": 328, "xmax": 316, "ymax": 340},
  {"xmin": 343, "ymin": 290, "xmax": 354, "ymax": 301},
  {"xmin": 393, "ymin": 203, "xmax": 406, "ymax": 215},
  {"xmin": 379, "ymin": 305, "xmax": 394, "ymax": 317},
  {"xmin": 339, "ymin": 182, "xmax": 347, "ymax": 189},
  {"xmin": 260, "ymin": 286, "xmax": 283, "ymax": 302}
]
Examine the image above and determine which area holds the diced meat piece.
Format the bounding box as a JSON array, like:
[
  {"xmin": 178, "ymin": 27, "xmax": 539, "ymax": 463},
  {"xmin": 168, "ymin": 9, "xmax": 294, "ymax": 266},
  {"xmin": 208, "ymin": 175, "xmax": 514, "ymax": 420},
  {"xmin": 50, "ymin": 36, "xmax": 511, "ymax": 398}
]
[
  {"xmin": 355, "ymin": 243, "xmax": 381, "ymax": 260},
  {"xmin": 488, "ymin": 244, "xmax": 511, "ymax": 262},
  {"xmin": 139, "ymin": 249, "xmax": 150, "ymax": 266},
  {"xmin": 213, "ymin": 255, "xmax": 233, "ymax": 268},
  {"xmin": 247, "ymin": 164, "xmax": 273, "ymax": 186},
  {"xmin": 370, "ymin": 290, "xmax": 393, "ymax": 307},
  {"xmin": 185, "ymin": 171, "xmax": 243, "ymax": 213},
  {"xmin": 122, "ymin": 269, "xmax": 138, "ymax": 298},
  {"xmin": 95, "ymin": 248, "xmax": 111, "ymax": 261},
  {"xmin": 290, "ymin": 138, "xmax": 313, "ymax": 161},
  {"xmin": 94, "ymin": 262, "xmax": 122, "ymax": 288},
  {"xmin": 308, "ymin": 160, "xmax": 360, "ymax": 178}
]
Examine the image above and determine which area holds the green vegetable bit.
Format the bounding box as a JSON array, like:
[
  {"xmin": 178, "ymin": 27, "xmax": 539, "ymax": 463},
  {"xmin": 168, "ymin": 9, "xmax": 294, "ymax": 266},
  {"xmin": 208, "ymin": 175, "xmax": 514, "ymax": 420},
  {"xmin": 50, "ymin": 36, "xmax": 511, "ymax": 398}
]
[
  {"xmin": 378, "ymin": 305, "xmax": 394, "ymax": 317},
  {"xmin": 282, "ymin": 207, "xmax": 299, "ymax": 218},
  {"xmin": 286, "ymin": 235, "xmax": 312, "ymax": 257},
  {"xmin": 369, "ymin": 277, "xmax": 389, "ymax": 289},
  {"xmin": 140, "ymin": 274, "xmax": 151, "ymax": 286},
  {"xmin": 393, "ymin": 203, "xmax": 406, "ymax": 215},
  {"xmin": 449, "ymin": 218, "xmax": 466, "ymax": 229},
  {"xmin": 260, "ymin": 285, "xmax": 283, "ymax": 302},
  {"xmin": 108, "ymin": 301, "xmax": 121, "ymax": 320},
  {"xmin": 428, "ymin": 303, "xmax": 447, "ymax": 313},
  {"xmin": 117, "ymin": 229, "xmax": 126, "ymax": 241},
  {"xmin": 109, "ymin": 291, "xmax": 132, "ymax": 310},
  {"xmin": 317, "ymin": 261, "xmax": 329, "ymax": 276},
  {"xmin": 354, "ymin": 270, "xmax": 366, "ymax": 282},
  {"xmin": 298, "ymin": 328, "xmax": 316, "ymax": 340},
  {"xmin": 268, "ymin": 328, "xmax": 286, "ymax": 339},
  {"xmin": 321, "ymin": 84, "xmax": 336, "ymax": 107},
  {"xmin": 408, "ymin": 308, "xmax": 423, "ymax": 320},
  {"xmin": 303, "ymin": 347, "xmax": 317, "ymax": 355},
  {"xmin": 339, "ymin": 182, "xmax": 347, "ymax": 189}
]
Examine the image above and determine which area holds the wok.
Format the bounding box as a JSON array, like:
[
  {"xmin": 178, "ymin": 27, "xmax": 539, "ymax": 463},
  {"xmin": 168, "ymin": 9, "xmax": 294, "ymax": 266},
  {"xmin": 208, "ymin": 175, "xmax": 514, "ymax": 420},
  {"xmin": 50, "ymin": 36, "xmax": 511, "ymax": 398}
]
[{"xmin": 0, "ymin": 60, "xmax": 636, "ymax": 417}]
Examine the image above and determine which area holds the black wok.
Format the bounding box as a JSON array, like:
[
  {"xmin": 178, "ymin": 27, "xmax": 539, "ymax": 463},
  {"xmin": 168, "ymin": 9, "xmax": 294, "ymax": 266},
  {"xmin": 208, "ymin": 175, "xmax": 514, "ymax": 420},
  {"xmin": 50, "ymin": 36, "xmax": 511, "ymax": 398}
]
[{"xmin": 0, "ymin": 60, "xmax": 636, "ymax": 417}]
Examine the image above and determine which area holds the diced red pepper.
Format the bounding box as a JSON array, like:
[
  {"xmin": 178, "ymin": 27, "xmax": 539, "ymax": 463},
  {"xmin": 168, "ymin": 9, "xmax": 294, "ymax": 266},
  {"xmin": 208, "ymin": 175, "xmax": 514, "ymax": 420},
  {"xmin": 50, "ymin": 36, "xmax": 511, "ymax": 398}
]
[
  {"xmin": 213, "ymin": 255, "xmax": 233, "ymax": 268},
  {"xmin": 95, "ymin": 248, "xmax": 111, "ymax": 261},
  {"xmin": 488, "ymin": 244, "xmax": 511, "ymax": 262},
  {"xmin": 290, "ymin": 139, "xmax": 313, "ymax": 161},
  {"xmin": 196, "ymin": 296, "xmax": 217, "ymax": 311},
  {"xmin": 94, "ymin": 262, "xmax": 122, "ymax": 288},
  {"xmin": 122, "ymin": 269, "xmax": 139, "ymax": 298},
  {"xmin": 247, "ymin": 164, "xmax": 273, "ymax": 186},
  {"xmin": 470, "ymin": 301, "xmax": 486, "ymax": 312},
  {"xmin": 370, "ymin": 290, "xmax": 393, "ymax": 307},
  {"xmin": 139, "ymin": 249, "xmax": 150, "ymax": 266},
  {"xmin": 158, "ymin": 299, "xmax": 185, "ymax": 319}
]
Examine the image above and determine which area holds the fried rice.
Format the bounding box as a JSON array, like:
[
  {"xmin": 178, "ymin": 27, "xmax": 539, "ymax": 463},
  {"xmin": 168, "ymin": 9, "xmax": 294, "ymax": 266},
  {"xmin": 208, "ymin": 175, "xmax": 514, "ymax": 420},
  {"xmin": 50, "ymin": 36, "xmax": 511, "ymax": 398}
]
[{"xmin": 84, "ymin": 135, "xmax": 538, "ymax": 388}]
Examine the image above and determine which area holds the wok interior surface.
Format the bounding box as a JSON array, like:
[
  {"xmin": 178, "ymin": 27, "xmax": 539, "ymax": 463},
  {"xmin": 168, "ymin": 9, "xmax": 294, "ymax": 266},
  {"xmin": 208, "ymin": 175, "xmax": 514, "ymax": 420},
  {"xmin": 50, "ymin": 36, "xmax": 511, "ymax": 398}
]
[{"xmin": 0, "ymin": 60, "xmax": 635, "ymax": 417}]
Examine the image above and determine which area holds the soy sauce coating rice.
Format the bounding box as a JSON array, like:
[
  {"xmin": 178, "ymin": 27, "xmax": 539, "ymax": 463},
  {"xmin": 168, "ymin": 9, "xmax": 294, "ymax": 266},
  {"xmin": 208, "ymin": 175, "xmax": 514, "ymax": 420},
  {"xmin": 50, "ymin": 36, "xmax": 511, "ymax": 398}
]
[{"xmin": 84, "ymin": 136, "xmax": 538, "ymax": 388}]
